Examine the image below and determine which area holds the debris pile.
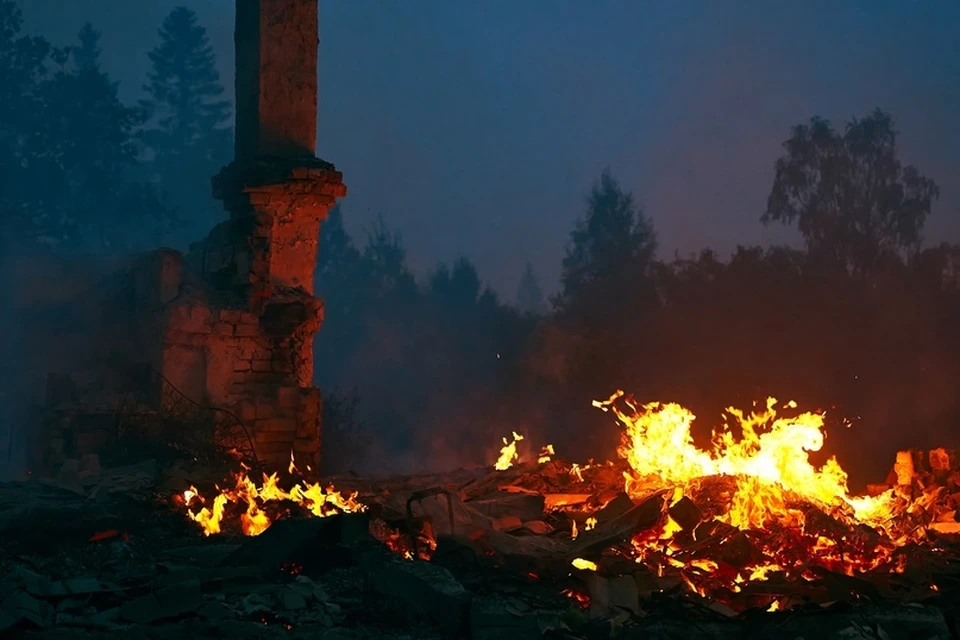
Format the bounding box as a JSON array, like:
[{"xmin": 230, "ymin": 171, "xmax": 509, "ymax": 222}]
[{"xmin": 8, "ymin": 392, "xmax": 960, "ymax": 638}]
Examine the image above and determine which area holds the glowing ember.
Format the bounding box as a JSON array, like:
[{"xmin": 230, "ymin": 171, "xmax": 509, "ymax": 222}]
[
  {"xmin": 182, "ymin": 463, "xmax": 365, "ymax": 537},
  {"xmin": 495, "ymin": 431, "xmax": 524, "ymax": 470},
  {"xmin": 571, "ymin": 558, "xmax": 597, "ymax": 571},
  {"xmin": 590, "ymin": 391, "xmax": 939, "ymax": 595}
]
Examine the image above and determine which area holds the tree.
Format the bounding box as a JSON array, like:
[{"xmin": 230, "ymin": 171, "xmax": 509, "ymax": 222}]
[
  {"xmin": 0, "ymin": 0, "xmax": 54, "ymax": 245},
  {"xmin": 31, "ymin": 23, "xmax": 171, "ymax": 251},
  {"xmin": 555, "ymin": 168, "xmax": 658, "ymax": 313},
  {"xmin": 763, "ymin": 109, "xmax": 940, "ymax": 275},
  {"xmin": 516, "ymin": 262, "xmax": 546, "ymax": 315},
  {"xmin": 430, "ymin": 257, "xmax": 483, "ymax": 309},
  {"xmin": 141, "ymin": 6, "xmax": 231, "ymax": 239}
]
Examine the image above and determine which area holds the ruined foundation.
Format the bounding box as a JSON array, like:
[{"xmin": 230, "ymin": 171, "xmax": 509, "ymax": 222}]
[{"xmin": 32, "ymin": 0, "xmax": 345, "ymax": 473}]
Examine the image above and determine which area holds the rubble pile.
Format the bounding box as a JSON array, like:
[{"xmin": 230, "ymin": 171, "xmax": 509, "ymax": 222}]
[{"xmin": 4, "ymin": 451, "xmax": 960, "ymax": 639}]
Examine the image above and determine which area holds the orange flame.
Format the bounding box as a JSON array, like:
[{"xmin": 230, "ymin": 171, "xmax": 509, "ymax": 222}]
[
  {"xmin": 183, "ymin": 467, "xmax": 365, "ymax": 537},
  {"xmin": 495, "ymin": 431, "xmax": 524, "ymax": 470}
]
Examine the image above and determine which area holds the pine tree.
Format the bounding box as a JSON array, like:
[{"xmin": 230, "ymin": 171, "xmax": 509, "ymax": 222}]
[
  {"xmin": 141, "ymin": 6, "xmax": 231, "ymax": 237},
  {"xmin": 555, "ymin": 168, "xmax": 658, "ymax": 312},
  {"xmin": 32, "ymin": 23, "xmax": 171, "ymax": 251},
  {"xmin": 0, "ymin": 0, "xmax": 53, "ymax": 245},
  {"xmin": 516, "ymin": 262, "xmax": 546, "ymax": 315},
  {"xmin": 72, "ymin": 22, "xmax": 101, "ymax": 71}
]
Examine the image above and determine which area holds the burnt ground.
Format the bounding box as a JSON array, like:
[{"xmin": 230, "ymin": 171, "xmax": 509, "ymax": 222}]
[{"xmin": 2, "ymin": 459, "xmax": 960, "ymax": 639}]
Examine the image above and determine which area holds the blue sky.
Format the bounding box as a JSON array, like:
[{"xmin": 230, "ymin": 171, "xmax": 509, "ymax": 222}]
[{"xmin": 23, "ymin": 0, "xmax": 960, "ymax": 297}]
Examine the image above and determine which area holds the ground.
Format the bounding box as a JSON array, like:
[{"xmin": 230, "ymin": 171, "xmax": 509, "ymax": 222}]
[{"xmin": 2, "ymin": 457, "xmax": 960, "ymax": 639}]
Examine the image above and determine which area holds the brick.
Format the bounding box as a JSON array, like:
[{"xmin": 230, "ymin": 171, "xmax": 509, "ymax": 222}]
[
  {"xmin": 239, "ymin": 311, "xmax": 259, "ymax": 324},
  {"xmin": 272, "ymin": 359, "xmax": 293, "ymax": 373},
  {"xmin": 220, "ymin": 310, "xmax": 243, "ymax": 322},
  {"xmin": 234, "ymin": 323, "xmax": 259, "ymax": 337},
  {"xmin": 252, "ymin": 359, "xmax": 272, "ymax": 372},
  {"xmin": 214, "ymin": 322, "xmax": 235, "ymax": 336},
  {"xmin": 255, "ymin": 430, "xmax": 297, "ymax": 444},
  {"xmin": 292, "ymin": 438, "xmax": 319, "ymax": 453},
  {"xmin": 296, "ymin": 418, "xmax": 318, "ymax": 439},
  {"xmin": 256, "ymin": 441, "xmax": 297, "ymax": 457},
  {"xmin": 237, "ymin": 401, "xmax": 256, "ymax": 422},
  {"xmin": 255, "ymin": 398, "xmax": 275, "ymax": 419},
  {"xmin": 277, "ymin": 386, "xmax": 299, "ymax": 408},
  {"xmin": 234, "ymin": 360, "xmax": 252, "ymax": 372},
  {"xmin": 257, "ymin": 417, "xmax": 297, "ymax": 432}
]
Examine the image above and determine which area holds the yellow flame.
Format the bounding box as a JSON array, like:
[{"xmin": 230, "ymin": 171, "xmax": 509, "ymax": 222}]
[
  {"xmin": 585, "ymin": 516, "xmax": 597, "ymax": 531},
  {"xmin": 597, "ymin": 392, "xmax": 896, "ymax": 532},
  {"xmin": 538, "ymin": 444, "xmax": 555, "ymax": 464},
  {"xmin": 570, "ymin": 463, "xmax": 584, "ymax": 482},
  {"xmin": 183, "ymin": 470, "xmax": 366, "ymax": 537},
  {"xmin": 495, "ymin": 431, "xmax": 524, "ymax": 470},
  {"xmin": 572, "ymin": 558, "xmax": 597, "ymax": 571}
]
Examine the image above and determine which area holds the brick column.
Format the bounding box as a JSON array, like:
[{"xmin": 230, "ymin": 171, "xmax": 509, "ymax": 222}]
[{"xmin": 203, "ymin": 0, "xmax": 345, "ymax": 472}]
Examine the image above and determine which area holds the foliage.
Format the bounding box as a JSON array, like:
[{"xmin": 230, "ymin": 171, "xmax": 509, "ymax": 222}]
[
  {"xmin": 0, "ymin": 10, "xmax": 174, "ymax": 252},
  {"xmin": 555, "ymin": 168, "xmax": 658, "ymax": 314},
  {"xmin": 516, "ymin": 262, "xmax": 546, "ymax": 315},
  {"xmin": 763, "ymin": 109, "xmax": 940, "ymax": 275},
  {"xmin": 141, "ymin": 6, "xmax": 232, "ymax": 240}
]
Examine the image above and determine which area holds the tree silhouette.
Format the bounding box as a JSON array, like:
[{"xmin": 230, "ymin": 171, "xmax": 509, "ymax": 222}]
[
  {"xmin": 516, "ymin": 262, "xmax": 546, "ymax": 315},
  {"xmin": 27, "ymin": 22, "xmax": 170, "ymax": 251},
  {"xmin": 555, "ymin": 168, "xmax": 658, "ymax": 315},
  {"xmin": 0, "ymin": 0, "xmax": 54, "ymax": 245},
  {"xmin": 763, "ymin": 109, "xmax": 940, "ymax": 275},
  {"xmin": 141, "ymin": 6, "xmax": 231, "ymax": 237}
]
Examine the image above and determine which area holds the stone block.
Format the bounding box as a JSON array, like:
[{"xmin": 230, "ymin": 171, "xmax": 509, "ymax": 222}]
[
  {"xmin": 255, "ymin": 398, "xmax": 275, "ymax": 419},
  {"xmin": 234, "ymin": 323, "xmax": 259, "ymax": 337},
  {"xmin": 213, "ymin": 322, "xmax": 234, "ymax": 336},
  {"xmin": 237, "ymin": 401, "xmax": 256, "ymax": 422},
  {"xmin": 292, "ymin": 438, "xmax": 319, "ymax": 453},
  {"xmin": 239, "ymin": 312, "xmax": 259, "ymax": 325},
  {"xmin": 277, "ymin": 386, "xmax": 300, "ymax": 408},
  {"xmin": 233, "ymin": 360, "xmax": 252, "ymax": 372},
  {"xmin": 296, "ymin": 418, "xmax": 318, "ymax": 439},
  {"xmin": 219, "ymin": 310, "xmax": 243, "ymax": 323},
  {"xmin": 258, "ymin": 417, "xmax": 298, "ymax": 433},
  {"xmin": 256, "ymin": 441, "xmax": 297, "ymax": 457},
  {"xmin": 255, "ymin": 430, "xmax": 298, "ymax": 444}
]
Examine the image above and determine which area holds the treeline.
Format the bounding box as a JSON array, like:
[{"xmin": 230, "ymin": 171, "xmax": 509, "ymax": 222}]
[
  {"xmin": 0, "ymin": 2, "xmax": 230, "ymax": 253},
  {"xmin": 317, "ymin": 110, "xmax": 960, "ymax": 484},
  {"xmin": 3, "ymin": 2, "xmax": 958, "ymax": 483}
]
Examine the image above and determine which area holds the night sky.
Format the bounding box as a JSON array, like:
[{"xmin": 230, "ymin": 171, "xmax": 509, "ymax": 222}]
[{"xmin": 23, "ymin": 1, "xmax": 960, "ymax": 297}]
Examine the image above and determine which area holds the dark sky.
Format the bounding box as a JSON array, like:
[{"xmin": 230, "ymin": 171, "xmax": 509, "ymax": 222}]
[{"xmin": 22, "ymin": 1, "xmax": 960, "ymax": 297}]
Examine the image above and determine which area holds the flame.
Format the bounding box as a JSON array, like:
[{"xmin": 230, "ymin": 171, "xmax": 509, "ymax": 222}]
[
  {"xmin": 570, "ymin": 463, "xmax": 584, "ymax": 482},
  {"xmin": 571, "ymin": 558, "xmax": 597, "ymax": 571},
  {"xmin": 495, "ymin": 431, "xmax": 524, "ymax": 470},
  {"xmin": 585, "ymin": 516, "xmax": 597, "ymax": 531},
  {"xmin": 538, "ymin": 444, "xmax": 555, "ymax": 464},
  {"xmin": 182, "ymin": 466, "xmax": 365, "ymax": 537},
  {"xmin": 598, "ymin": 392, "xmax": 896, "ymax": 531}
]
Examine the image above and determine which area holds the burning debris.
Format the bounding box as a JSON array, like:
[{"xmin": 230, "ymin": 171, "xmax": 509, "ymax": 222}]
[
  {"xmin": 78, "ymin": 390, "xmax": 947, "ymax": 638},
  {"xmin": 5, "ymin": 391, "xmax": 960, "ymax": 637}
]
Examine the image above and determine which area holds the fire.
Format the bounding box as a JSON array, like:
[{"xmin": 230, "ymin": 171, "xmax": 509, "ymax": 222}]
[
  {"xmin": 538, "ymin": 444, "xmax": 555, "ymax": 464},
  {"xmin": 495, "ymin": 431, "xmax": 524, "ymax": 470},
  {"xmin": 571, "ymin": 558, "xmax": 597, "ymax": 571},
  {"xmin": 182, "ymin": 464, "xmax": 366, "ymax": 537},
  {"xmin": 597, "ymin": 392, "xmax": 896, "ymax": 532}
]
